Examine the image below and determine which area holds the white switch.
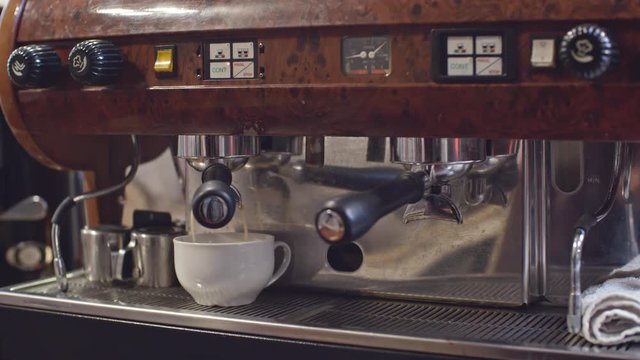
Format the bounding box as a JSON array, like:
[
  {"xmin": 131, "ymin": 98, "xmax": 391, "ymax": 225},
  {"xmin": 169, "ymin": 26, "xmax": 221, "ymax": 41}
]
[
  {"xmin": 447, "ymin": 36, "xmax": 473, "ymax": 55},
  {"xmin": 209, "ymin": 43, "xmax": 230, "ymax": 60},
  {"xmin": 210, "ymin": 62, "xmax": 231, "ymax": 79},
  {"xmin": 475, "ymin": 57, "xmax": 503, "ymax": 76},
  {"xmin": 447, "ymin": 57, "xmax": 473, "ymax": 76},
  {"xmin": 232, "ymin": 61, "xmax": 255, "ymax": 79},
  {"xmin": 476, "ymin": 36, "xmax": 502, "ymax": 55},
  {"xmin": 531, "ymin": 38, "xmax": 556, "ymax": 68},
  {"xmin": 232, "ymin": 42, "xmax": 254, "ymax": 60}
]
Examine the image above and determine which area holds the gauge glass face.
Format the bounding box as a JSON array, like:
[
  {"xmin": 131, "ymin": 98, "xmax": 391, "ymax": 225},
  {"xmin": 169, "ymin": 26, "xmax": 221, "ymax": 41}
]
[{"xmin": 342, "ymin": 36, "xmax": 391, "ymax": 76}]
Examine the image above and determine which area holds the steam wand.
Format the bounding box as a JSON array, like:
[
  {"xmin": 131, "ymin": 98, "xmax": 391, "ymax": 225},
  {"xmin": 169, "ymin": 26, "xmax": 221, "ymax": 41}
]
[
  {"xmin": 51, "ymin": 135, "xmax": 140, "ymax": 292},
  {"xmin": 567, "ymin": 141, "xmax": 628, "ymax": 334}
]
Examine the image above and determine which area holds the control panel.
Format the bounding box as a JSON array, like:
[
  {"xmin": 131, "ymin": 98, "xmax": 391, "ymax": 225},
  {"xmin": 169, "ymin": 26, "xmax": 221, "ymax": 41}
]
[
  {"xmin": 202, "ymin": 40, "xmax": 260, "ymax": 80},
  {"xmin": 5, "ymin": 24, "xmax": 626, "ymax": 90},
  {"xmin": 3, "ymin": 18, "xmax": 638, "ymax": 146},
  {"xmin": 431, "ymin": 29, "xmax": 517, "ymax": 83}
]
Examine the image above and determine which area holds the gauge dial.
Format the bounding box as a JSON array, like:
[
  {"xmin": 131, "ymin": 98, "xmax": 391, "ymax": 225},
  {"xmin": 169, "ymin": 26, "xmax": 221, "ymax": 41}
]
[{"xmin": 342, "ymin": 36, "xmax": 391, "ymax": 76}]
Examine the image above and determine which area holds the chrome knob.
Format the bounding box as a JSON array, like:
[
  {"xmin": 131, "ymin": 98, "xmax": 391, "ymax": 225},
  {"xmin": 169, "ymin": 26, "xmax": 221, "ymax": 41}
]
[{"xmin": 316, "ymin": 209, "xmax": 346, "ymax": 243}]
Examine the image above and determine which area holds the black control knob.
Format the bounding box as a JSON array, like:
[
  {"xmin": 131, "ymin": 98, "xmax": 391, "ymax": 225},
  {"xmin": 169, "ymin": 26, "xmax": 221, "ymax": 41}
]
[
  {"xmin": 68, "ymin": 40, "xmax": 124, "ymax": 85},
  {"xmin": 7, "ymin": 45, "xmax": 61, "ymax": 88},
  {"xmin": 559, "ymin": 24, "xmax": 618, "ymax": 80}
]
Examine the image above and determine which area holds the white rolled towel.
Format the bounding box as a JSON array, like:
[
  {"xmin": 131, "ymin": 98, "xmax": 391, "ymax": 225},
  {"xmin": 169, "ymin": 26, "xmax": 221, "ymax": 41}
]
[{"xmin": 581, "ymin": 255, "xmax": 640, "ymax": 345}]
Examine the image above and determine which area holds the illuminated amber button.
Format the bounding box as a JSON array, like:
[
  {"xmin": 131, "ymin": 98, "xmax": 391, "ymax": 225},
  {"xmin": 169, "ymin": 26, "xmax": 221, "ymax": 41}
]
[{"xmin": 154, "ymin": 48, "xmax": 174, "ymax": 74}]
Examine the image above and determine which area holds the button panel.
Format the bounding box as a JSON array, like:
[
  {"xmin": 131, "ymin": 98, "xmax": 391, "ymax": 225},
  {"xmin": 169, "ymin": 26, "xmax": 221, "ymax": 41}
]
[
  {"xmin": 475, "ymin": 57, "xmax": 503, "ymax": 76},
  {"xmin": 210, "ymin": 62, "xmax": 231, "ymax": 79},
  {"xmin": 432, "ymin": 29, "xmax": 516, "ymax": 83},
  {"xmin": 447, "ymin": 36, "xmax": 473, "ymax": 55},
  {"xmin": 203, "ymin": 40, "xmax": 258, "ymax": 80},
  {"xmin": 232, "ymin": 42, "xmax": 255, "ymax": 59},
  {"xmin": 232, "ymin": 61, "xmax": 255, "ymax": 78},
  {"xmin": 447, "ymin": 57, "xmax": 474, "ymax": 76},
  {"xmin": 475, "ymin": 36, "xmax": 502, "ymax": 55},
  {"xmin": 209, "ymin": 43, "xmax": 231, "ymax": 60}
]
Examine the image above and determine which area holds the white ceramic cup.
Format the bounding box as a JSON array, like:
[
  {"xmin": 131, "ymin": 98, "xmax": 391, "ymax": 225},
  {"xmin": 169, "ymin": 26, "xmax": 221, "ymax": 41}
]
[{"xmin": 173, "ymin": 233, "xmax": 291, "ymax": 306}]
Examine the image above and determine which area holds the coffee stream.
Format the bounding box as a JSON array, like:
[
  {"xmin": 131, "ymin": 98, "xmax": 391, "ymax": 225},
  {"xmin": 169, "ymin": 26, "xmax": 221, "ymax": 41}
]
[
  {"xmin": 190, "ymin": 211, "xmax": 196, "ymax": 243},
  {"xmin": 238, "ymin": 202, "xmax": 249, "ymax": 241}
]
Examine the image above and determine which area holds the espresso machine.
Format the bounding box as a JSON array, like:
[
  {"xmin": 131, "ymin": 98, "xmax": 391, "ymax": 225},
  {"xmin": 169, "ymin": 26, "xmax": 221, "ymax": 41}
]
[{"xmin": 0, "ymin": 0, "xmax": 640, "ymax": 359}]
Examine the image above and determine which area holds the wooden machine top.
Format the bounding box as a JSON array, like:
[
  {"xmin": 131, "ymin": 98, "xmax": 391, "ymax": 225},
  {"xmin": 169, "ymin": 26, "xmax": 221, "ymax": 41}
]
[{"xmin": 1, "ymin": 0, "xmax": 639, "ymax": 170}]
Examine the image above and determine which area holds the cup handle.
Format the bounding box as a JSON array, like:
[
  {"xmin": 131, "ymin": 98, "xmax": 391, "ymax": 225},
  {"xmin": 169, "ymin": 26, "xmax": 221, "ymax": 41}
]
[{"xmin": 266, "ymin": 241, "xmax": 291, "ymax": 287}]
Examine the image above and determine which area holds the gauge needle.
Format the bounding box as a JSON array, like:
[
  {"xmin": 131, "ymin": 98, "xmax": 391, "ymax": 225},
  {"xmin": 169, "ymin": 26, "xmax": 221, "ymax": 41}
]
[
  {"xmin": 347, "ymin": 51, "xmax": 367, "ymax": 59},
  {"xmin": 368, "ymin": 42, "xmax": 387, "ymax": 59}
]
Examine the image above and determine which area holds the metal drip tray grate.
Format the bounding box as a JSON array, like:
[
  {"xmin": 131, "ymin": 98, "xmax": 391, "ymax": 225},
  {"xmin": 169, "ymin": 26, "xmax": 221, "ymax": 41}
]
[
  {"xmin": 39, "ymin": 280, "xmax": 332, "ymax": 320},
  {"xmin": 2, "ymin": 276, "xmax": 639, "ymax": 359},
  {"xmin": 304, "ymin": 300, "xmax": 633, "ymax": 352},
  {"xmin": 310, "ymin": 273, "xmax": 524, "ymax": 305}
]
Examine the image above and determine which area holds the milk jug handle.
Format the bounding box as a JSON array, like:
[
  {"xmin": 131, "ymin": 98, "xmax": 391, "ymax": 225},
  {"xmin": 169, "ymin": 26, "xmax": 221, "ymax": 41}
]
[{"xmin": 114, "ymin": 237, "xmax": 137, "ymax": 281}]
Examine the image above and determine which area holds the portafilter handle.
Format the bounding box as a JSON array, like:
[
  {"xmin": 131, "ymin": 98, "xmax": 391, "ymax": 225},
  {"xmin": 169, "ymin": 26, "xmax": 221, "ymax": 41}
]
[
  {"xmin": 191, "ymin": 164, "xmax": 238, "ymax": 229},
  {"xmin": 316, "ymin": 172, "xmax": 426, "ymax": 245}
]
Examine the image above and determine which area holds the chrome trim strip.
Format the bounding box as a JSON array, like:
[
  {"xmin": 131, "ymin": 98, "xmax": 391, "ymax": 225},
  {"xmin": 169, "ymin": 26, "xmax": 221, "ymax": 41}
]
[
  {"xmin": 523, "ymin": 140, "xmax": 532, "ymax": 303},
  {"xmin": 539, "ymin": 140, "xmax": 548, "ymax": 298}
]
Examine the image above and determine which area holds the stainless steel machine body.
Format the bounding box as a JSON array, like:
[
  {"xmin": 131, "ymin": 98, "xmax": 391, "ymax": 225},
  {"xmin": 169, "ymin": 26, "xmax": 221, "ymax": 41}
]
[
  {"xmin": 178, "ymin": 136, "xmax": 633, "ymax": 307},
  {"xmin": 0, "ymin": 138, "xmax": 637, "ymax": 359}
]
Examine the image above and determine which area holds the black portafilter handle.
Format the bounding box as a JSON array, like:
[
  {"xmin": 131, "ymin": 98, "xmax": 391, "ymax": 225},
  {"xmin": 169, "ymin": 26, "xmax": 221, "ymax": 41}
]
[
  {"xmin": 315, "ymin": 172, "xmax": 426, "ymax": 244},
  {"xmin": 191, "ymin": 163, "xmax": 237, "ymax": 229}
]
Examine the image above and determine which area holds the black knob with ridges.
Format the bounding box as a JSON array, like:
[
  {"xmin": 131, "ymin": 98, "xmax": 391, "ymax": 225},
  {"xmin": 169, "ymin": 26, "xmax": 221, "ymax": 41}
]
[
  {"xmin": 68, "ymin": 40, "xmax": 124, "ymax": 85},
  {"xmin": 7, "ymin": 45, "xmax": 61, "ymax": 88},
  {"xmin": 559, "ymin": 24, "xmax": 618, "ymax": 80}
]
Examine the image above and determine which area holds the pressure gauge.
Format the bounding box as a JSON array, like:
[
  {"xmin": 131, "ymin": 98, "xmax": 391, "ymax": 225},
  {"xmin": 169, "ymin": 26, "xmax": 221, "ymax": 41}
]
[{"xmin": 342, "ymin": 36, "xmax": 391, "ymax": 76}]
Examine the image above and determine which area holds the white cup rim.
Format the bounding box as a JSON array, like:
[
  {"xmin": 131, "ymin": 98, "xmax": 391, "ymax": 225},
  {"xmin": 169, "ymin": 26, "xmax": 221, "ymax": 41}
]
[{"xmin": 174, "ymin": 232, "xmax": 274, "ymax": 246}]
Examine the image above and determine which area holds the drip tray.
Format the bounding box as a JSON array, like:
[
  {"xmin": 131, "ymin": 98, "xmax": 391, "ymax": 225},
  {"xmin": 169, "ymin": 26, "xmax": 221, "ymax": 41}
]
[{"xmin": 1, "ymin": 275, "xmax": 639, "ymax": 360}]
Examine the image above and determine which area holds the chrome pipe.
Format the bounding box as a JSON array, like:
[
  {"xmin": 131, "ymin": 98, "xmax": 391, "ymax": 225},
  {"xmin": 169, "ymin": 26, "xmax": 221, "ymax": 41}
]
[
  {"xmin": 176, "ymin": 135, "xmax": 260, "ymax": 159},
  {"xmin": 391, "ymin": 138, "xmax": 486, "ymax": 165},
  {"xmin": 260, "ymin": 136, "xmax": 303, "ymax": 155},
  {"xmin": 176, "ymin": 135, "xmax": 260, "ymax": 172},
  {"xmin": 52, "ymin": 135, "xmax": 140, "ymax": 292},
  {"xmin": 567, "ymin": 141, "xmax": 627, "ymax": 334},
  {"xmin": 567, "ymin": 227, "xmax": 586, "ymax": 334},
  {"xmin": 487, "ymin": 139, "xmax": 519, "ymax": 158}
]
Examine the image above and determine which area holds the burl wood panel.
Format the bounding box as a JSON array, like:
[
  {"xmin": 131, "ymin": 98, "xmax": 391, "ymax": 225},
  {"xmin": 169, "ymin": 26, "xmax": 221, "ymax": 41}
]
[
  {"xmin": 1, "ymin": 0, "xmax": 172, "ymax": 223},
  {"xmin": 0, "ymin": 0, "xmax": 168, "ymax": 171},
  {"xmin": 13, "ymin": 22, "xmax": 640, "ymax": 140},
  {"xmin": 17, "ymin": 84, "xmax": 640, "ymax": 140},
  {"xmin": 0, "ymin": 0, "xmax": 63, "ymax": 169},
  {"xmin": 5, "ymin": 0, "xmax": 640, "ymax": 173},
  {"xmin": 17, "ymin": 0, "xmax": 640, "ymax": 42}
]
